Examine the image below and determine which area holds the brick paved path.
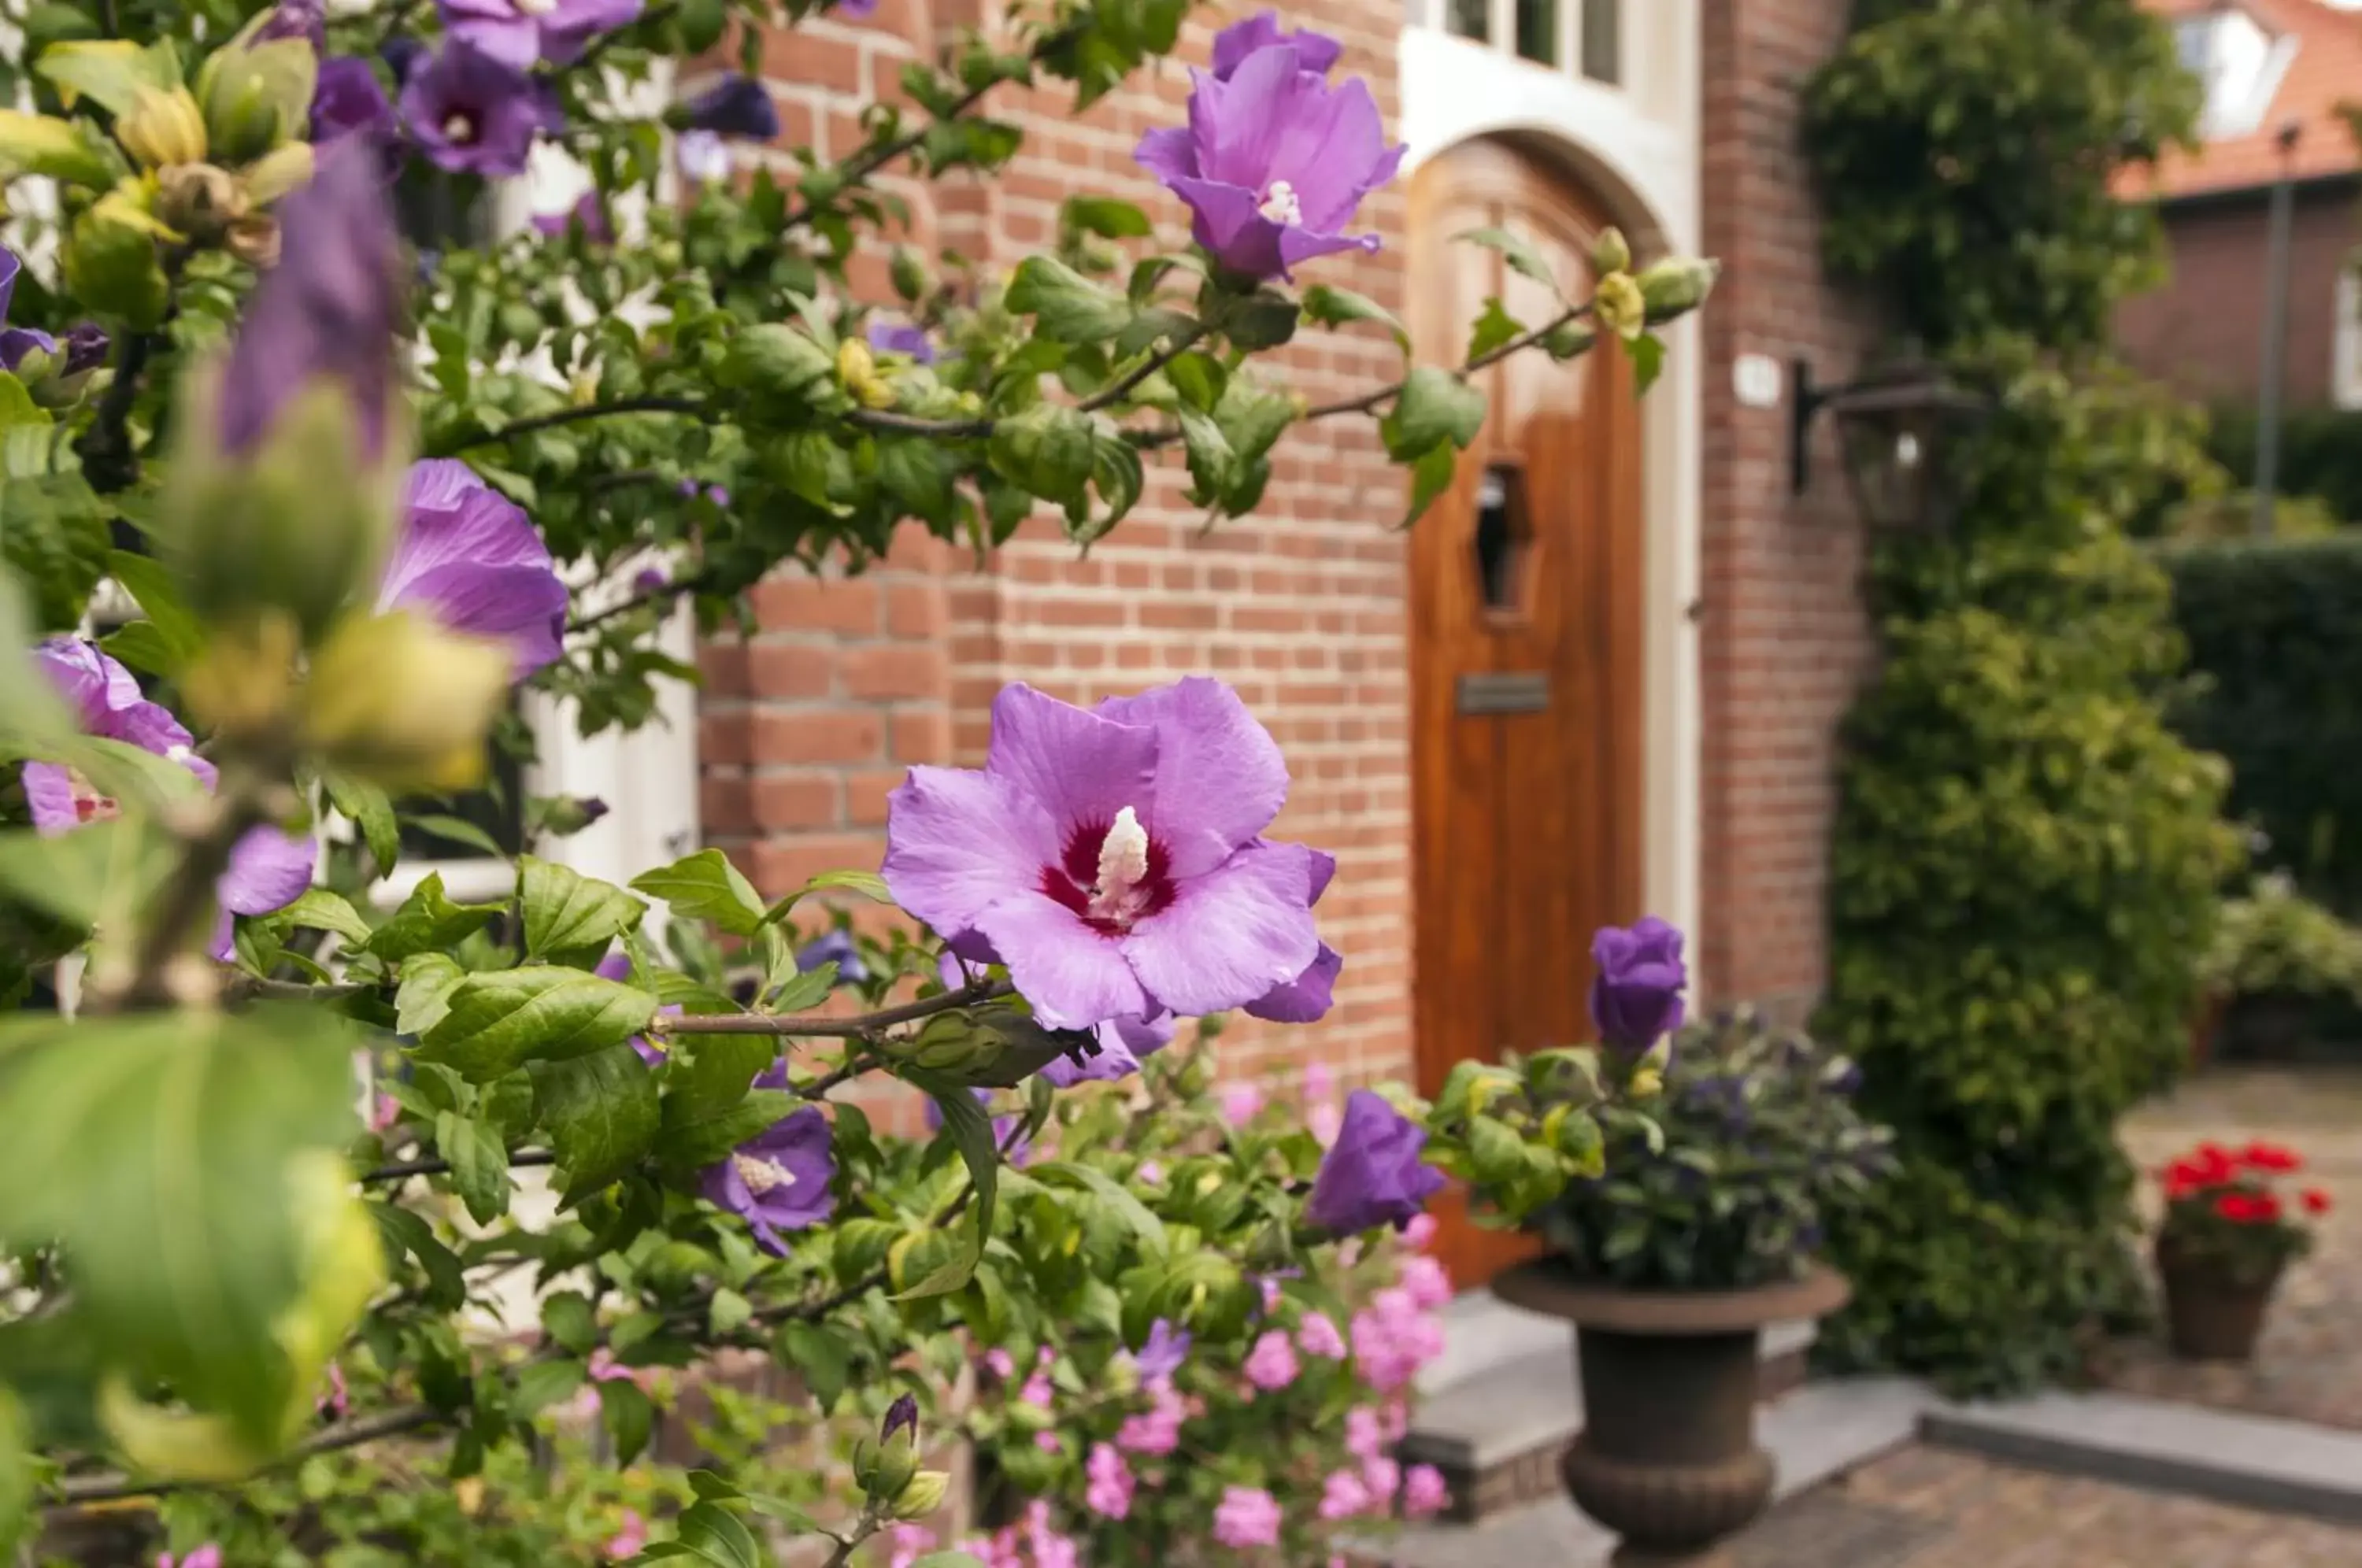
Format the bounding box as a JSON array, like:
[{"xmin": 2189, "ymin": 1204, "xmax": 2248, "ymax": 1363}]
[
  {"xmin": 1683, "ymin": 1447, "xmax": 2362, "ymax": 1568},
  {"xmin": 2106, "ymin": 1070, "xmax": 2362, "ymax": 1430}
]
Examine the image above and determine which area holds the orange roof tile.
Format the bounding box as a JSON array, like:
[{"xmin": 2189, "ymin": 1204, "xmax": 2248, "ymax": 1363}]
[{"xmin": 2120, "ymin": 0, "xmax": 2362, "ymax": 202}]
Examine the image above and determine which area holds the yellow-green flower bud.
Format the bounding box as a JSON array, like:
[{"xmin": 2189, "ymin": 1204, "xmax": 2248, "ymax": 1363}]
[
  {"xmin": 300, "ymin": 611, "xmax": 512, "ymax": 791},
  {"xmin": 893, "ymin": 1470, "xmax": 951, "ymax": 1521},
  {"xmin": 116, "ymin": 86, "xmax": 209, "ymax": 170},
  {"xmin": 1589, "ymin": 225, "xmax": 1631, "ymax": 277},
  {"xmin": 836, "ymin": 337, "xmax": 896, "ymax": 409},
  {"xmin": 242, "ymin": 139, "xmax": 313, "ymax": 207},
  {"xmin": 1594, "ymin": 271, "xmax": 1646, "ymax": 343},
  {"xmin": 1638, "ymin": 257, "xmax": 1720, "ymax": 327},
  {"xmin": 1629, "ymin": 1066, "xmax": 1664, "ymax": 1100},
  {"xmin": 196, "ymin": 35, "xmax": 317, "ymax": 165}
]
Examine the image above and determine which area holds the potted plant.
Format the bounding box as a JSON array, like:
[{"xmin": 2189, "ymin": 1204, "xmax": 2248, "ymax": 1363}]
[
  {"xmin": 2153, "ymin": 1140, "xmax": 2331, "ymax": 1361},
  {"xmin": 2197, "ymin": 874, "xmax": 2362, "ymax": 1064},
  {"xmin": 1479, "ymin": 922, "xmax": 1897, "ymax": 1559}
]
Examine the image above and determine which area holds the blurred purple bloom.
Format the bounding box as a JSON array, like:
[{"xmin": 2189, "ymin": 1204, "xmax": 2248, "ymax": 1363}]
[
  {"xmin": 253, "ymin": 0, "xmax": 327, "ymax": 47},
  {"xmin": 1588, "ymin": 916, "xmax": 1686, "ymax": 1051},
  {"xmin": 864, "ymin": 320, "xmax": 936, "ymax": 365},
  {"xmin": 398, "ymin": 40, "xmax": 561, "ymax": 176},
  {"xmin": 218, "ymin": 142, "xmax": 402, "ymax": 461},
  {"xmin": 1306, "ymin": 1090, "xmax": 1444, "ymax": 1233},
  {"xmin": 797, "ymin": 927, "xmax": 869, "ymax": 986},
  {"xmin": 57, "ymin": 323, "xmax": 109, "ymax": 375},
  {"xmin": 579, "ymin": 796, "xmax": 610, "ymax": 824},
  {"xmin": 683, "ymin": 75, "xmax": 779, "ymax": 140},
  {"xmin": 379, "ymin": 460, "xmax": 568, "ymax": 680},
  {"xmin": 838, "ymin": 0, "xmax": 877, "ymax": 15},
  {"xmin": 380, "ymin": 35, "xmax": 430, "ymax": 84},
  {"xmin": 0, "ymin": 253, "xmax": 76, "ymax": 373},
  {"xmin": 1131, "ymin": 1318, "xmax": 1190, "ymax": 1381},
  {"xmin": 1134, "ymin": 45, "xmax": 1401, "ymax": 281},
  {"xmin": 213, "ymin": 827, "xmax": 319, "ymax": 960},
  {"xmin": 436, "ymin": 0, "xmax": 641, "ymax": 68},
  {"xmin": 676, "ymin": 129, "xmax": 731, "ymax": 184},
  {"xmin": 883, "ymin": 679, "xmax": 1324, "ymax": 1030},
  {"xmin": 706, "ymin": 484, "xmax": 731, "ymax": 508},
  {"xmin": 701, "ymin": 1100, "xmax": 835, "ymax": 1254},
  {"xmin": 532, "ymin": 192, "xmax": 612, "ymax": 242},
  {"xmin": 882, "ymin": 1392, "xmax": 919, "ymax": 1442},
  {"xmin": 1209, "ymin": 11, "xmax": 1342, "ymax": 80},
  {"xmin": 631, "ymin": 563, "xmax": 669, "ymax": 596},
  {"xmin": 313, "ymin": 57, "xmax": 397, "ymax": 146}
]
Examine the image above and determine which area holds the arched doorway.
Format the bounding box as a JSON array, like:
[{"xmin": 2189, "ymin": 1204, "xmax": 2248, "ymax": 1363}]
[{"xmin": 1408, "ymin": 138, "xmax": 1647, "ymax": 1289}]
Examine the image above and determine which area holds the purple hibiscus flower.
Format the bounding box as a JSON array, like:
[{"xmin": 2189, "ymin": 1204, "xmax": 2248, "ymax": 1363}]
[
  {"xmin": 435, "ymin": 0, "xmax": 642, "ymax": 70},
  {"xmin": 219, "ymin": 142, "xmax": 402, "ymax": 461},
  {"xmin": 681, "ymin": 74, "xmax": 779, "ymax": 141},
  {"xmin": 1209, "ymin": 10, "xmax": 1342, "ymax": 80},
  {"xmin": 1306, "ymin": 1090, "xmax": 1444, "ymax": 1234},
  {"xmin": 864, "ymin": 320, "xmax": 936, "ymax": 364},
  {"xmin": 252, "ymin": 0, "xmax": 328, "ymax": 47},
  {"xmin": 1588, "ymin": 916, "xmax": 1687, "ymax": 1052},
  {"xmin": 0, "ymin": 250, "xmax": 107, "ymax": 376},
  {"xmin": 702, "ymin": 1096, "xmax": 835, "ymax": 1255},
  {"xmin": 531, "ymin": 192, "xmax": 613, "ymax": 242},
  {"xmin": 20, "ymin": 640, "xmax": 315, "ymax": 960},
  {"xmin": 936, "ymin": 949, "xmax": 1171, "ymax": 1085},
  {"xmin": 312, "ymin": 57, "xmax": 397, "ymax": 145},
  {"xmin": 797, "ymin": 926, "xmax": 869, "ymax": 987},
  {"xmin": 398, "ymin": 40, "xmax": 561, "ymax": 177},
  {"xmin": 676, "ymin": 128, "xmax": 731, "ymax": 186},
  {"xmin": 1131, "ymin": 1318, "xmax": 1190, "ymax": 1381},
  {"xmin": 378, "ymin": 460, "xmax": 569, "ymax": 681},
  {"xmin": 1134, "ymin": 43, "xmax": 1402, "ymax": 282},
  {"xmin": 884, "ymin": 679, "xmax": 1325, "ymax": 1032}
]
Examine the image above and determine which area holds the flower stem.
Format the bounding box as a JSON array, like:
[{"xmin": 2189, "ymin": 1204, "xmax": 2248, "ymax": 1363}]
[{"xmin": 654, "ymin": 980, "xmax": 1013, "ymax": 1038}]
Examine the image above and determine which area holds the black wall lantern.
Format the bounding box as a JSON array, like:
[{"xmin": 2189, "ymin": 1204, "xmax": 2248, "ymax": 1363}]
[{"xmin": 1791, "ymin": 357, "xmax": 1991, "ymax": 533}]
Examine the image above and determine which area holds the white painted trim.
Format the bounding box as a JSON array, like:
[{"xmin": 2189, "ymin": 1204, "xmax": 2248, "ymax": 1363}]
[
  {"xmin": 2334, "ymin": 258, "xmax": 2362, "ymax": 412},
  {"xmin": 1398, "ymin": 2, "xmax": 1705, "ymax": 984}
]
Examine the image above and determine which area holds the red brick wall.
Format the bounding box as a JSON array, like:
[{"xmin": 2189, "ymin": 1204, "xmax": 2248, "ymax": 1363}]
[
  {"xmin": 1696, "ymin": 0, "xmax": 1881, "ymax": 1016},
  {"xmin": 2116, "ymin": 181, "xmax": 2360, "ymax": 411},
  {"xmin": 706, "ymin": 1, "xmax": 1416, "ymax": 1096}
]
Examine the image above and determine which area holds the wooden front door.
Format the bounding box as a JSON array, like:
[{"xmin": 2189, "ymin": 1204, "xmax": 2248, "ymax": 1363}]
[{"xmin": 1408, "ymin": 139, "xmax": 1646, "ymax": 1291}]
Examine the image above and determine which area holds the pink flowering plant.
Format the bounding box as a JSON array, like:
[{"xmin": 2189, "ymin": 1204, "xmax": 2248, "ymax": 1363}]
[{"xmin": 0, "ymin": 2, "xmax": 1711, "ymax": 1562}]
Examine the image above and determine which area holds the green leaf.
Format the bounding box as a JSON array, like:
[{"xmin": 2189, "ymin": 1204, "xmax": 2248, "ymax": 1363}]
[
  {"xmin": 97, "ymin": 618, "xmax": 179, "ymax": 678},
  {"xmin": 898, "ymin": 1070, "xmax": 998, "ymax": 1299},
  {"xmin": 34, "ymin": 39, "xmax": 179, "ymax": 117},
  {"xmin": 0, "ymin": 1004, "xmax": 360, "ymax": 1450},
  {"xmin": 510, "ymin": 1359, "xmax": 586, "ymax": 1419},
  {"xmin": 62, "ymin": 206, "xmax": 168, "ymax": 329},
  {"xmin": 415, "ymin": 967, "xmax": 659, "ymax": 1084},
  {"xmin": 1628, "ymin": 331, "xmax": 1667, "ymax": 395},
  {"xmin": 0, "ymin": 1390, "xmax": 31, "ymax": 1560},
  {"xmin": 1402, "ymin": 443, "xmax": 1458, "ymax": 529},
  {"xmin": 103, "ymin": 550, "xmax": 200, "ymax": 668},
  {"xmin": 1222, "ymin": 292, "xmax": 1300, "ymax": 352},
  {"xmin": 600, "ymin": 1378, "xmax": 655, "ymax": 1466},
  {"xmin": 325, "ymin": 774, "xmax": 399, "ymax": 875},
  {"xmin": 365, "ymin": 872, "xmax": 503, "ymax": 963},
  {"xmin": 777, "ymin": 1321, "xmax": 855, "ymax": 1412},
  {"xmin": 1178, "ymin": 406, "xmax": 1235, "ymax": 505},
  {"xmin": 370, "ymin": 1200, "xmax": 464, "ymax": 1308},
  {"xmin": 276, "ymin": 888, "xmax": 372, "ymax": 947},
  {"xmin": 394, "ymin": 952, "xmax": 469, "ymax": 1037},
  {"xmin": 1302, "ymin": 283, "xmax": 1412, "ymax": 354},
  {"xmin": 0, "ymin": 109, "xmax": 117, "ymax": 187},
  {"xmin": 668, "ymin": 1500, "xmax": 764, "ymax": 1568},
  {"xmin": 708, "ymin": 1287, "xmax": 752, "ymax": 1336},
  {"xmin": 911, "ymin": 1555, "xmax": 991, "ymax": 1568},
  {"xmin": 520, "ymin": 856, "xmax": 644, "ymax": 960},
  {"xmin": 761, "ymin": 868, "xmax": 894, "ymax": 925},
  {"xmin": 1383, "ymin": 365, "xmax": 1489, "ymax": 460},
  {"xmin": 1, "ymin": 471, "xmax": 110, "ymax": 632},
  {"xmin": 408, "ymin": 813, "xmax": 507, "ymax": 862},
  {"xmin": 662, "ymin": 1087, "xmax": 798, "ymax": 1171},
  {"xmin": 1031, "ymin": 1160, "xmax": 1168, "ymax": 1258},
  {"xmin": 1464, "ymin": 296, "xmax": 1524, "ymax": 362},
  {"xmin": 630, "ymin": 849, "xmax": 764, "ymax": 938},
  {"xmin": 1457, "ymin": 224, "xmax": 1560, "ymax": 293},
  {"xmin": 0, "ymin": 818, "xmax": 173, "ymax": 933},
  {"xmin": 988, "ymin": 401, "xmax": 1099, "ymax": 510},
  {"xmin": 1061, "ymin": 196, "xmax": 1153, "ymax": 239},
  {"xmin": 531, "ymin": 1045, "xmax": 661, "ymax": 1200},
  {"xmin": 717, "ymin": 323, "xmax": 837, "ymax": 404},
  {"xmin": 541, "ymin": 1291, "xmax": 597, "ymax": 1355},
  {"xmin": 1005, "ymin": 256, "xmax": 1132, "ymax": 345},
  {"xmin": 876, "ymin": 436, "xmax": 961, "ymax": 528},
  {"xmin": 432, "ymin": 1111, "xmax": 510, "ymax": 1225}
]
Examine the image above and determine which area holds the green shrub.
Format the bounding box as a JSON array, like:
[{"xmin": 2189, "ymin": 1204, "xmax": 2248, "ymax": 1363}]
[
  {"xmin": 2206, "ymin": 405, "xmax": 2362, "ymax": 526},
  {"xmin": 2202, "ymin": 875, "xmax": 2362, "ymax": 1000},
  {"xmin": 2164, "ymin": 534, "xmax": 2362, "ymax": 916},
  {"xmin": 1804, "ymin": 0, "xmax": 2241, "ymax": 1394}
]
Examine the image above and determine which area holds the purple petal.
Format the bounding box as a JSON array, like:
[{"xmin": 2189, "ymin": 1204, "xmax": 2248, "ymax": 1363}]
[
  {"xmin": 379, "ymin": 460, "xmax": 568, "ymax": 679},
  {"xmin": 972, "ymin": 893, "xmax": 1153, "ymax": 1030},
  {"xmin": 983, "ymin": 684, "xmax": 1159, "ymax": 854},
  {"xmin": 882, "ymin": 765, "xmax": 1061, "ymax": 941},
  {"xmin": 1166, "ymin": 176, "xmax": 1288, "ymax": 279},
  {"xmin": 312, "ymin": 56, "xmax": 395, "ymax": 144},
  {"xmin": 1042, "ymin": 1010, "xmax": 1175, "ymax": 1086},
  {"xmin": 1119, "ymin": 841, "xmax": 1318, "ymax": 1018},
  {"xmin": 1186, "ymin": 53, "xmax": 1295, "ymax": 194},
  {"xmin": 1134, "ymin": 124, "xmax": 1199, "ymax": 183},
  {"xmin": 1, "ymin": 327, "xmax": 54, "ymax": 371},
  {"xmin": 435, "ymin": 10, "xmax": 540, "ymax": 68},
  {"xmin": 1244, "ymin": 942, "xmax": 1339, "ymax": 1024},
  {"xmin": 34, "ymin": 638, "xmax": 146, "ymax": 731},
  {"xmin": 20, "ymin": 761, "xmax": 85, "ymax": 836},
  {"xmin": 211, "ymin": 827, "xmax": 318, "ymax": 960},
  {"xmin": 0, "ymin": 250, "xmax": 18, "ymax": 325},
  {"xmin": 683, "ymin": 74, "xmax": 780, "ymax": 140},
  {"xmin": 398, "ymin": 40, "xmax": 558, "ymax": 176},
  {"xmin": 1096, "ymin": 677, "xmax": 1287, "ymax": 878},
  {"xmin": 1209, "ymin": 13, "xmax": 1343, "ymax": 80}
]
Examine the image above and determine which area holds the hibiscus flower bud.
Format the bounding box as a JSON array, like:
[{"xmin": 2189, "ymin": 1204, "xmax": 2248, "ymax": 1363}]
[
  {"xmin": 892, "ymin": 1470, "xmax": 950, "ymax": 1521},
  {"xmin": 1589, "ymin": 225, "xmax": 1631, "ymax": 276},
  {"xmin": 836, "ymin": 337, "xmax": 895, "ymax": 409},
  {"xmin": 1593, "ymin": 271, "xmax": 1647, "ymax": 343},
  {"xmin": 300, "ymin": 611, "xmax": 511, "ymax": 790},
  {"xmin": 166, "ymin": 143, "xmax": 408, "ymax": 645},
  {"xmin": 155, "ymin": 162, "xmax": 248, "ymax": 243},
  {"xmin": 1639, "ymin": 257, "xmax": 1720, "ymax": 327},
  {"xmin": 117, "ymin": 85, "xmax": 209, "ymax": 169},
  {"xmin": 196, "ymin": 32, "xmax": 318, "ymax": 165}
]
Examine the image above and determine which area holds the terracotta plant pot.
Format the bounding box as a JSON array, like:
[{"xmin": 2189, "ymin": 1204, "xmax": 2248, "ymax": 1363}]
[
  {"xmin": 2157, "ymin": 1238, "xmax": 2283, "ymax": 1363},
  {"xmin": 1492, "ymin": 1263, "xmax": 1850, "ymax": 1561}
]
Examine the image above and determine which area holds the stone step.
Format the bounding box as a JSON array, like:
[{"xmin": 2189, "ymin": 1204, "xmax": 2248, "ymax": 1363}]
[{"xmin": 1401, "ymin": 1288, "xmax": 1824, "ymax": 1522}]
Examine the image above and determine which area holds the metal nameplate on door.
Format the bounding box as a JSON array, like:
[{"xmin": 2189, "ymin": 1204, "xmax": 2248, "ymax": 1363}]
[{"xmin": 1456, "ymin": 671, "xmax": 1550, "ymax": 716}]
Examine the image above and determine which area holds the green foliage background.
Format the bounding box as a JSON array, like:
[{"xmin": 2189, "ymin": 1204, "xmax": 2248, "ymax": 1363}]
[{"xmin": 1802, "ymin": 0, "xmax": 2240, "ymax": 1392}]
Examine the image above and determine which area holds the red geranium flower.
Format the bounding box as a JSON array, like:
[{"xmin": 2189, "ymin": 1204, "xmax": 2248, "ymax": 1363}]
[
  {"xmin": 2241, "ymin": 1141, "xmax": 2303, "ymax": 1174},
  {"xmin": 2214, "ymin": 1193, "xmax": 2271, "ymax": 1223},
  {"xmin": 2302, "ymin": 1189, "xmax": 2333, "ymax": 1217},
  {"xmin": 2253, "ymin": 1193, "xmax": 2284, "ymax": 1223}
]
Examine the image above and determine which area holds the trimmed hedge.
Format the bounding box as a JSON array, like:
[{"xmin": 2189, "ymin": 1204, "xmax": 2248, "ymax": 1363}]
[
  {"xmin": 2207, "ymin": 407, "xmax": 2362, "ymax": 526},
  {"xmin": 2166, "ymin": 534, "xmax": 2362, "ymax": 915}
]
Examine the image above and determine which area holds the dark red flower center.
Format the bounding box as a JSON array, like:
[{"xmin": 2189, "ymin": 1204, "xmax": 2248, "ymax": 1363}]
[{"xmin": 1041, "ymin": 813, "xmax": 1177, "ymax": 936}]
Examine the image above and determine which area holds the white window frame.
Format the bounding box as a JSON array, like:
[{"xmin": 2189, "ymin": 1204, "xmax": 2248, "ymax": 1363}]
[
  {"xmin": 2334, "ymin": 258, "xmax": 2362, "ymax": 412},
  {"xmin": 1407, "ymin": 0, "xmax": 1624, "ymax": 89}
]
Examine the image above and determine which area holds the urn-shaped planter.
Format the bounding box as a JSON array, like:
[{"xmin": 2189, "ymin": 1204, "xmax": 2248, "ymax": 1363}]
[
  {"xmin": 2157, "ymin": 1237, "xmax": 2283, "ymax": 1363},
  {"xmin": 1493, "ymin": 1262, "xmax": 1850, "ymax": 1562}
]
